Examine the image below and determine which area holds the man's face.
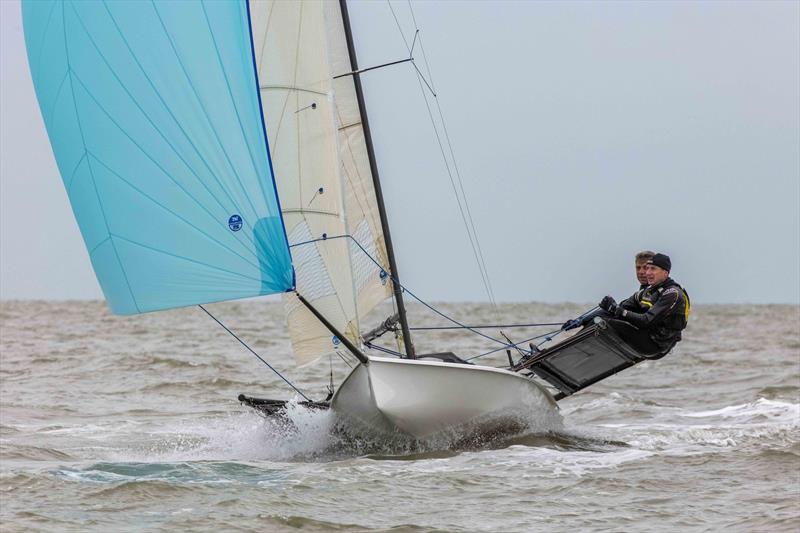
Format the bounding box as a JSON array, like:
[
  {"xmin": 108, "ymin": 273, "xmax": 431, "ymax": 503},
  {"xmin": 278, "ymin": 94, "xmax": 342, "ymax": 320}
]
[
  {"xmin": 635, "ymin": 260, "xmax": 650, "ymax": 285},
  {"xmin": 645, "ymin": 264, "xmax": 669, "ymax": 285}
]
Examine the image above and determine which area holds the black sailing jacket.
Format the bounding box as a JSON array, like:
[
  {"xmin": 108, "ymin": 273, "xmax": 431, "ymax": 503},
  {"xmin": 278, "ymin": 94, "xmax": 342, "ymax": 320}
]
[{"xmin": 618, "ymin": 278, "xmax": 690, "ymax": 352}]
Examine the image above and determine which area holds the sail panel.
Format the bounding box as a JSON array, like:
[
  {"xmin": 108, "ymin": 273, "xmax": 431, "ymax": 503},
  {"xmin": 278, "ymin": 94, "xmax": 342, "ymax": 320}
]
[
  {"xmin": 323, "ymin": 0, "xmax": 393, "ymax": 323},
  {"xmin": 250, "ymin": 0, "xmax": 393, "ymax": 365},
  {"xmin": 23, "ymin": 0, "xmax": 294, "ymax": 314},
  {"xmin": 250, "ymin": 0, "xmax": 353, "ymax": 366}
]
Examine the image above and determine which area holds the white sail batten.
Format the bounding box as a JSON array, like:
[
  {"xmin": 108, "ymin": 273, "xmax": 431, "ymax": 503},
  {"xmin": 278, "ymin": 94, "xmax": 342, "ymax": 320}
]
[{"xmin": 249, "ymin": 0, "xmax": 391, "ymax": 366}]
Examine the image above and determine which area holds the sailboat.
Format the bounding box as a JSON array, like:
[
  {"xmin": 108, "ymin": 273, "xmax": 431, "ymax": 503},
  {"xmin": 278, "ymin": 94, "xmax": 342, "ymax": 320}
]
[{"xmin": 23, "ymin": 0, "xmax": 650, "ymax": 439}]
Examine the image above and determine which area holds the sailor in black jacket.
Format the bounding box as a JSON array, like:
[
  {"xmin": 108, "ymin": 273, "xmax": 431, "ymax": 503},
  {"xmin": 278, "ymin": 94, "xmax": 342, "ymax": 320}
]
[{"xmin": 599, "ymin": 253, "xmax": 690, "ymax": 357}]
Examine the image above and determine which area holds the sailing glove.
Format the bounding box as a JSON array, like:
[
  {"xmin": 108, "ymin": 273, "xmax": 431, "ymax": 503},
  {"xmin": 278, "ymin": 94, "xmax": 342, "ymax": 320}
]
[{"xmin": 599, "ymin": 295, "xmax": 618, "ymax": 315}]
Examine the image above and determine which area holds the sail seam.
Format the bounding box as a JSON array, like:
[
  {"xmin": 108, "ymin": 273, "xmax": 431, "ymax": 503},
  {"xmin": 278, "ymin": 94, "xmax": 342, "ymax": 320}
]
[
  {"xmin": 259, "ymin": 85, "xmax": 328, "ymax": 96},
  {"xmin": 199, "ymin": 1, "xmax": 272, "ymax": 211},
  {"xmin": 282, "ymin": 208, "xmax": 340, "ymax": 217},
  {"xmin": 71, "ymin": 2, "xmax": 261, "ymax": 255},
  {"xmin": 322, "ymin": 21, "xmax": 364, "ymax": 339},
  {"xmin": 110, "ymin": 233, "xmax": 266, "ymax": 284},
  {"xmin": 98, "ymin": 1, "xmax": 261, "ymax": 249},
  {"xmin": 68, "ymin": 72, "xmax": 258, "ymax": 261},
  {"xmin": 329, "ymin": 76, "xmax": 385, "ymax": 268},
  {"xmin": 329, "ymin": 96, "xmax": 383, "ymax": 255},
  {"xmin": 88, "ymin": 236, "xmax": 111, "ymax": 256},
  {"xmin": 288, "ymin": 2, "xmax": 360, "ymax": 328},
  {"xmin": 337, "ymin": 121, "xmax": 361, "ymax": 131},
  {"xmin": 88, "ymin": 153, "xmax": 264, "ymax": 271},
  {"xmin": 62, "ymin": 1, "xmax": 139, "ymax": 313},
  {"xmin": 256, "ymin": 0, "xmax": 277, "ymax": 70},
  {"xmin": 337, "ymin": 128, "xmax": 381, "ymax": 246},
  {"xmin": 293, "ymin": 1, "xmax": 306, "ymax": 204},
  {"xmin": 66, "ymin": 150, "xmax": 88, "ymax": 192},
  {"xmin": 149, "ymin": 1, "xmax": 261, "ymax": 228},
  {"xmin": 32, "ymin": 0, "xmax": 58, "ymax": 83},
  {"xmin": 44, "ymin": 69, "xmax": 70, "ymax": 129}
]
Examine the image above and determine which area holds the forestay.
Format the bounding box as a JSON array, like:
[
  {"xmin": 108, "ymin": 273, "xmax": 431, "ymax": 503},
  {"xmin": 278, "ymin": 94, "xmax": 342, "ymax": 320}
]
[
  {"xmin": 23, "ymin": 0, "xmax": 294, "ymax": 315},
  {"xmin": 249, "ymin": 0, "xmax": 392, "ymax": 366}
]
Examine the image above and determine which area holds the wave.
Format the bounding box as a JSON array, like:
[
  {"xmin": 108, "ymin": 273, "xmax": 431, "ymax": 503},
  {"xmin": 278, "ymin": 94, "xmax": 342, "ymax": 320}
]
[
  {"xmin": 89, "ymin": 395, "xmax": 563, "ymax": 464},
  {"xmin": 0, "ymin": 444, "xmax": 74, "ymax": 462},
  {"xmin": 678, "ymin": 398, "xmax": 799, "ymax": 424}
]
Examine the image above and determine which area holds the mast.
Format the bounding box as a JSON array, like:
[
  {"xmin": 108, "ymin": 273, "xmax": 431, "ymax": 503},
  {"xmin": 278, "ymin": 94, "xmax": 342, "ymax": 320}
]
[{"xmin": 339, "ymin": 0, "xmax": 415, "ymax": 358}]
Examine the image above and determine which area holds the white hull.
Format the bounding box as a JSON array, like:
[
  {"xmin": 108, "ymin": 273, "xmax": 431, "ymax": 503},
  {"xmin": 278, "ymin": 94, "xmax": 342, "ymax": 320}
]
[{"xmin": 330, "ymin": 356, "xmax": 557, "ymax": 438}]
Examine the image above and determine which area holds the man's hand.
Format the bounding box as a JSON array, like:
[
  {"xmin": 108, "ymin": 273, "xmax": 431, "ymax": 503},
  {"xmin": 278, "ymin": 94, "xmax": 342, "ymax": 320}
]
[
  {"xmin": 599, "ymin": 295, "xmax": 618, "ymax": 315},
  {"xmin": 561, "ymin": 318, "xmax": 582, "ymax": 331}
]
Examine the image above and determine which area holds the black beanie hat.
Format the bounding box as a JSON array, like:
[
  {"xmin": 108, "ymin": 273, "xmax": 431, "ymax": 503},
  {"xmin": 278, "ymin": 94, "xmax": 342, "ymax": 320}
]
[{"xmin": 647, "ymin": 253, "xmax": 671, "ymax": 272}]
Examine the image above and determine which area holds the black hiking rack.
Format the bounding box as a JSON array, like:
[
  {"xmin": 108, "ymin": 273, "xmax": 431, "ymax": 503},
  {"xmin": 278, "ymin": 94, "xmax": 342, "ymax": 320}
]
[
  {"xmin": 237, "ymin": 394, "xmax": 330, "ymax": 416},
  {"xmin": 513, "ymin": 319, "xmax": 650, "ymax": 401}
]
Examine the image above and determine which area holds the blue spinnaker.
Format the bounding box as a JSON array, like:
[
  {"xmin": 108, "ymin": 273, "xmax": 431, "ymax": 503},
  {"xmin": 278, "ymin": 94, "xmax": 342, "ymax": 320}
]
[{"xmin": 23, "ymin": 0, "xmax": 294, "ymax": 314}]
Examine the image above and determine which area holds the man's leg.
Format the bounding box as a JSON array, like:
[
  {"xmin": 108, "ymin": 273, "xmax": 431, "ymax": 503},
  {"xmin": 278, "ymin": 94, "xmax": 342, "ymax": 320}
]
[{"xmin": 606, "ymin": 319, "xmax": 661, "ymax": 355}]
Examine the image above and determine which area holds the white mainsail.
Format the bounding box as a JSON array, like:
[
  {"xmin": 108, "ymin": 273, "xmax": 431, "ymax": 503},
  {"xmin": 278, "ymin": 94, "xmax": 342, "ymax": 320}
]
[{"xmin": 249, "ymin": 0, "xmax": 392, "ymax": 366}]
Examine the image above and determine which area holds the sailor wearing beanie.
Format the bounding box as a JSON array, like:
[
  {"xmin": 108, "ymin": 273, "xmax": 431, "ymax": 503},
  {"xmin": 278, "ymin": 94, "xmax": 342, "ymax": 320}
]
[{"xmin": 598, "ymin": 253, "xmax": 690, "ymax": 357}]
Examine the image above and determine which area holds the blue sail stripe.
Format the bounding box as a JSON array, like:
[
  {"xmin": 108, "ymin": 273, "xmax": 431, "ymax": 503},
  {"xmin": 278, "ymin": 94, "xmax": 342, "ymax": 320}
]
[
  {"xmin": 68, "ymin": 2, "xmax": 258, "ymax": 251},
  {"xmin": 103, "ymin": 0, "xmax": 255, "ymax": 233},
  {"xmin": 68, "ymin": 72, "xmax": 258, "ymax": 257},
  {"xmin": 108, "ymin": 234, "xmax": 264, "ymax": 285},
  {"xmin": 32, "ymin": 0, "xmax": 57, "ymax": 81},
  {"xmin": 88, "ymin": 153, "xmax": 262, "ymax": 271},
  {"xmin": 150, "ymin": 0, "xmax": 260, "ymax": 221},
  {"xmin": 66, "ymin": 150, "xmax": 87, "ymax": 191},
  {"xmin": 82, "ymin": 155, "xmax": 141, "ymax": 313},
  {"xmin": 88, "ymin": 235, "xmax": 111, "ymax": 256},
  {"xmin": 101, "ymin": 1, "xmax": 255, "ymax": 233},
  {"xmin": 61, "ymin": 3, "xmax": 140, "ymax": 312},
  {"xmin": 23, "ymin": 0, "xmax": 294, "ymax": 314},
  {"xmin": 199, "ymin": 1, "xmax": 269, "ymax": 206},
  {"xmin": 44, "ymin": 69, "xmax": 69, "ymax": 127}
]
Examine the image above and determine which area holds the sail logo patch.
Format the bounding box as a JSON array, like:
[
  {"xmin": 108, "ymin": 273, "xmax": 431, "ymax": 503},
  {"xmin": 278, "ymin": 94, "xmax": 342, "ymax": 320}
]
[
  {"xmin": 379, "ymin": 270, "xmax": 388, "ymax": 286},
  {"xmin": 228, "ymin": 214, "xmax": 242, "ymax": 232},
  {"xmin": 331, "ymin": 335, "xmax": 340, "ymax": 347}
]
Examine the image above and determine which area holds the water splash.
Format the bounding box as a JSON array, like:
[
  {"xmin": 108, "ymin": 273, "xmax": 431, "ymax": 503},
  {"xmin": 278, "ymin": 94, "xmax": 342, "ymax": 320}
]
[{"xmin": 97, "ymin": 393, "xmax": 564, "ymax": 464}]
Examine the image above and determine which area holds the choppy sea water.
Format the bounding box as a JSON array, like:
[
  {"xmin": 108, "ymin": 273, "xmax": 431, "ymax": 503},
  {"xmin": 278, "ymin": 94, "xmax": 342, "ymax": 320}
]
[{"xmin": 1, "ymin": 300, "xmax": 798, "ymax": 532}]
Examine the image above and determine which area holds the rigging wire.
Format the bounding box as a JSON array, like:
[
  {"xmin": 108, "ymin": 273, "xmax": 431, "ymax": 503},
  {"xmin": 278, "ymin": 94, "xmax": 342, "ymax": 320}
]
[
  {"xmin": 403, "ymin": 1, "xmax": 498, "ymax": 314},
  {"xmin": 465, "ymin": 306, "xmax": 601, "ymax": 361},
  {"xmin": 291, "ymin": 234, "xmax": 532, "ymax": 353},
  {"xmin": 409, "ymin": 322, "xmax": 564, "ymax": 331},
  {"xmin": 385, "ymin": 0, "xmax": 499, "ymax": 314},
  {"xmin": 291, "ymin": 235, "xmax": 604, "ymax": 361},
  {"xmin": 335, "ymin": 350, "xmax": 354, "ymax": 368},
  {"xmin": 198, "ymin": 305, "xmax": 311, "ymax": 401},
  {"xmin": 466, "ymin": 328, "xmax": 562, "ymax": 361}
]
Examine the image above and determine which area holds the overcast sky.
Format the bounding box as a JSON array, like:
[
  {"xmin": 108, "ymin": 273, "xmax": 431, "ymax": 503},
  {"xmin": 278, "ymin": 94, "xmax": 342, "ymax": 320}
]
[{"xmin": 1, "ymin": 0, "xmax": 798, "ymax": 305}]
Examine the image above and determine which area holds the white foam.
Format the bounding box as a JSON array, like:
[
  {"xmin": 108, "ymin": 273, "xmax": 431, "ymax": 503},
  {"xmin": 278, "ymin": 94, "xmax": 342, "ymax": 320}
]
[
  {"xmin": 98, "ymin": 392, "xmax": 564, "ymax": 463},
  {"xmin": 679, "ymin": 398, "xmax": 799, "ymax": 423},
  {"xmin": 96, "ymin": 404, "xmax": 337, "ymax": 464},
  {"xmin": 585, "ymin": 398, "xmax": 800, "ymax": 454}
]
